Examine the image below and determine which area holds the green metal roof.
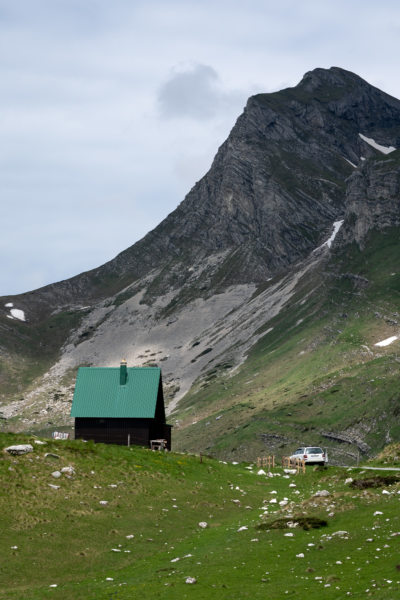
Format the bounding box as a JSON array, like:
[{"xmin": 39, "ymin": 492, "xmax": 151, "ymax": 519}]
[{"xmin": 70, "ymin": 367, "xmax": 161, "ymax": 418}]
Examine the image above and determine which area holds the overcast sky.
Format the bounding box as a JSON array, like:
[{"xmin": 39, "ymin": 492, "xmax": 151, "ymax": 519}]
[{"xmin": 2, "ymin": 0, "xmax": 400, "ymax": 296}]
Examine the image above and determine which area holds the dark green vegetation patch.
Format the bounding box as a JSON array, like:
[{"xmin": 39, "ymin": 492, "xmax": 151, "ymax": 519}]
[
  {"xmin": 350, "ymin": 474, "xmax": 400, "ymax": 489},
  {"xmin": 257, "ymin": 516, "xmax": 328, "ymax": 531}
]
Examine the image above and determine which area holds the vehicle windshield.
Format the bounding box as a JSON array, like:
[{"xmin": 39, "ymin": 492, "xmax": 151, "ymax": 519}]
[{"xmin": 306, "ymin": 447, "xmax": 323, "ymax": 453}]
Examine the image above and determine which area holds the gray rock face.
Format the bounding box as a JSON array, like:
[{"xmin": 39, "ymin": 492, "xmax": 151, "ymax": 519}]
[
  {"xmin": 340, "ymin": 152, "xmax": 400, "ymax": 246},
  {"xmin": 6, "ymin": 67, "xmax": 400, "ymax": 318}
]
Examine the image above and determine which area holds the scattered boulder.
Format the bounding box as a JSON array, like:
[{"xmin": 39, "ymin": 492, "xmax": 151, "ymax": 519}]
[
  {"xmin": 4, "ymin": 444, "xmax": 33, "ymax": 456},
  {"xmin": 314, "ymin": 490, "xmax": 330, "ymax": 497},
  {"xmin": 45, "ymin": 453, "xmax": 60, "ymax": 460},
  {"xmin": 198, "ymin": 522, "xmax": 208, "ymax": 529},
  {"xmin": 185, "ymin": 577, "xmax": 197, "ymax": 584},
  {"xmin": 61, "ymin": 466, "xmax": 75, "ymax": 475},
  {"xmin": 51, "ymin": 471, "xmax": 62, "ymax": 479}
]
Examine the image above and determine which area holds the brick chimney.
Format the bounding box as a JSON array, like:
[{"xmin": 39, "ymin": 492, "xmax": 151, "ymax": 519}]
[{"xmin": 120, "ymin": 359, "xmax": 128, "ymax": 385}]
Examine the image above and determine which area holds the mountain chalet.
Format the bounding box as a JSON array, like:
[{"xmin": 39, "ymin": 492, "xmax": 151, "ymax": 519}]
[{"xmin": 70, "ymin": 361, "xmax": 171, "ymax": 449}]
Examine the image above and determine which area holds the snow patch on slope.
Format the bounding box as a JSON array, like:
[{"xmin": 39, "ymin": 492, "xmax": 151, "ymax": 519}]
[
  {"xmin": 314, "ymin": 220, "xmax": 344, "ymax": 252},
  {"xmin": 375, "ymin": 336, "xmax": 398, "ymax": 347},
  {"xmin": 343, "ymin": 157, "xmax": 357, "ymax": 168},
  {"xmin": 359, "ymin": 134, "xmax": 396, "ymax": 155},
  {"xmin": 10, "ymin": 309, "xmax": 26, "ymax": 321}
]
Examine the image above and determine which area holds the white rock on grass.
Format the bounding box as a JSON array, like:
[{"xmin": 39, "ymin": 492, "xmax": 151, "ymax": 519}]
[
  {"xmin": 34, "ymin": 440, "xmax": 47, "ymax": 445},
  {"xmin": 185, "ymin": 577, "xmax": 197, "ymax": 584},
  {"xmin": 345, "ymin": 478, "xmax": 353, "ymax": 484},
  {"xmin": 48, "ymin": 484, "xmax": 60, "ymax": 490},
  {"xmin": 5, "ymin": 444, "xmax": 33, "ymax": 455},
  {"xmin": 314, "ymin": 490, "xmax": 330, "ymax": 497},
  {"xmin": 99, "ymin": 500, "xmax": 108, "ymax": 505},
  {"xmin": 332, "ymin": 531, "xmax": 349, "ymax": 537},
  {"xmin": 237, "ymin": 526, "xmax": 248, "ymax": 532},
  {"xmin": 257, "ymin": 469, "xmax": 266, "ymax": 475},
  {"xmin": 296, "ymin": 553, "xmax": 304, "ymax": 558},
  {"xmin": 61, "ymin": 466, "xmax": 75, "ymax": 475},
  {"xmin": 51, "ymin": 471, "xmax": 62, "ymax": 479},
  {"xmin": 198, "ymin": 522, "xmax": 208, "ymax": 529}
]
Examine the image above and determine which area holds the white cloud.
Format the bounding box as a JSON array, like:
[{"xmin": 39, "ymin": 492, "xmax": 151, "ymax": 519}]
[{"xmin": 158, "ymin": 63, "xmax": 245, "ymax": 120}]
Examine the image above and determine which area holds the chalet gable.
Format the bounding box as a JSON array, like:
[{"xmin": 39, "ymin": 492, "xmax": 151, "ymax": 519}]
[{"xmin": 71, "ymin": 364, "xmax": 163, "ymax": 419}]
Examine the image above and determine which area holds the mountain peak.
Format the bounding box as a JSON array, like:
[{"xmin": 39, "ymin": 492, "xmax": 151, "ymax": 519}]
[{"xmin": 299, "ymin": 66, "xmax": 363, "ymax": 89}]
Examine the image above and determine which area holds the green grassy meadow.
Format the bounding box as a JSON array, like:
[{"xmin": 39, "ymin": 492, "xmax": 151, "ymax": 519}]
[{"xmin": 1, "ymin": 434, "xmax": 399, "ymax": 599}]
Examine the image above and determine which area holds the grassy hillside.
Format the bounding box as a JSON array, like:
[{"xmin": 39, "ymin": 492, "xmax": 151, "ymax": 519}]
[
  {"xmin": 172, "ymin": 228, "xmax": 400, "ymax": 461},
  {"xmin": 0, "ymin": 308, "xmax": 85, "ymax": 402},
  {"xmin": 1, "ymin": 434, "xmax": 399, "ymax": 599}
]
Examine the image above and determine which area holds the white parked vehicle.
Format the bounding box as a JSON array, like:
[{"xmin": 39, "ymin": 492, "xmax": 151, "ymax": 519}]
[{"xmin": 290, "ymin": 447, "xmax": 327, "ymax": 466}]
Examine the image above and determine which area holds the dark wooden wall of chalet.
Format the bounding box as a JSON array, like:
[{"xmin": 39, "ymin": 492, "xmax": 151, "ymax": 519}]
[{"xmin": 75, "ymin": 417, "xmax": 172, "ymax": 449}]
